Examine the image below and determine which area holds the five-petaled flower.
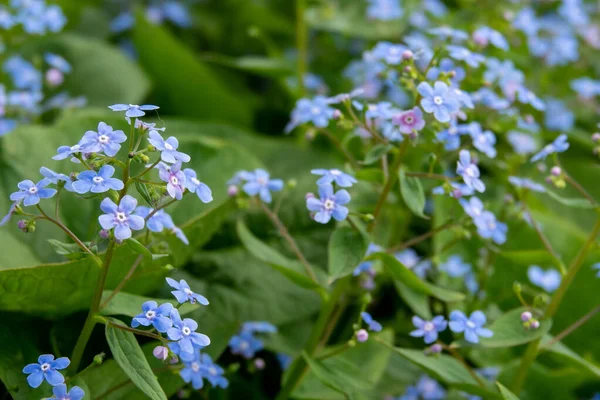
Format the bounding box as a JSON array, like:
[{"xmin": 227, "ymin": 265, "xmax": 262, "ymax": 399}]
[
  {"xmin": 242, "ymin": 169, "xmax": 284, "ymax": 203},
  {"xmin": 132, "ymin": 301, "xmax": 174, "ymax": 333},
  {"xmin": 449, "ymin": 310, "xmax": 493, "ymax": 343},
  {"xmin": 528, "ymin": 265, "xmax": 561, "ymax": 292},
  {"xmin": 417, "ymin": 81, "xmax": 459, "ymax": 123},
  {"xmin": 49, "ymin": 384, "xmax": 85, "ymax": 400},
  {"xmin": 108, "ymin": 103, "xmax": 159, "ymax": 118},
  {"xmin": 311, "ymin": 169, "xmax": 357, "ymax": 188},
  {"xmin": 10, "ymin": 179, "xmax": 57, "ymax": 207},
  {"xmin": 158, "ymin": 161, "xmax": 187, "ymax": 200},
  {"xmin": 22, "ymin": 354, "xmax": 70, "ymax": 388},
  {"xmin": 98, "ymin": 195, "xmax": 145, "ymax": 240},
  {"xmin": 410, "ymin": 315, "xmax": 448, "ymax": 344},
  {"xmin": 392, "ymin": 106, "xmax": 425, "ymax": 134},
  {"xmin": 183, "ymin": 169, "xmax": 213, "ymax": 203},
  {"xmin": 72, "ymin": 165, "xmax": 124, "ymax": 194},
  {"xmin": 80, "ymin": 122, "xmax": 127, "ymax": 157},
  {"xmin": 167, "ymin": 308, "xmax": 211, "ymax": 354},
  {"xmin": 456, "ymin": 150, "xmax": 485, "ymax": 193},
  {"xmin": 530, "ymin": 134, "xmax": 570, "ymax": 162},
  {"xmin": 149, "ymin": 130, "xmax": 191, "ymax": 163},
  {"xmin": 166, "ymin": 277, "xmax": 209, "ymax": 305},
  {"xmin": 306, "ymin": 183, "xmax": 350, "ymax": 224}
]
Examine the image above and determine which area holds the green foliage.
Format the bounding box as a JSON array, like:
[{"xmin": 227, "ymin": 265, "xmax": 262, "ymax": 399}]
[
  {"xmin": 480, "ymin": 308, "xmax": 552, "ymax": 348},
  {"xmin": 328, "ymin": 226, "xmax": 368, "ymax": 281},
  {"xmin": 399, "ymin": 168, "xmax": 428, "ymax": 219}
]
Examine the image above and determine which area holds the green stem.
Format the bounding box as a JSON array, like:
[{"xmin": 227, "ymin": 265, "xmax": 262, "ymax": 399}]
[
  {"xmin": 296, "ymin": 0, "xmax": 307, "ymax": 96},
  {"xmin": 541, "ymin": 303, "xmax": 600, "ymax": 350},
  {"xmin": 276, "ymin": 278, "xmax": 350, "ymax": 400},
  {"xmin": 511, "ymin": 218, "xmax": 600, "ymax": 393},
  {"xmin": 106, "ymin": 321, "xmax": 168, "ymax": 342},
  {"xmin": 99, "ymin": 254, "xmax": 144, "ymax": 310},
  {"xmin": 522, "ymin": 202, "xmax": 566, "ymax": 274}
]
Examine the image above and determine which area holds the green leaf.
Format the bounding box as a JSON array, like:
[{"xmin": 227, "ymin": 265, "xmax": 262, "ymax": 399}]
[
  {"xmin": 544, "ymin": 190, "xmax": 595, "ymax": 209},
  {"xmin": 105, "ymin": 321, "xmax": 168, "ymax": 400},
  {"xmin": 363, "ymin": 144, "xmax": 393, "ymax": 165},
  {"xmin": 328, "ymin": 226, "xmax": 368, "ymax": 281},
  {"xmin": 393, "ymin": 281, "xmax": 432, "ymax": 319},
  {"xmin": 132, "ymin": 13, "xmax": 252, "ymax": 126},
  {"xmin": 135, "ymin": 181, "xmax": 157, "ymax": 208},
  {"xmin": 497, "ymin": 382, "xmax": 521, "ymax": 400},
  {"xmin": 370, "ymin": 252, "xmax": 465, "ymax": 302},
  {"xmin": 399, "ymin": 168, "xmax": 428, "ymax": 219},
  {"xmin": 356, "ymin": 168, "xmax": 384, "ymax": 183},
  {"xmin": 302, "ymin": 351, "xmax": 371, "ymax": 397},
  {"xmin": 47, "ymin": 239, "xmax": 96, "ymax": 260},
  {"xmin": 480, "ymin": 308, "xmax": 552, "ymax": 348},
  {"xmin": 201, "ymin": 54, "xmax": 294, "ymax": 77},
  {"xmin": 236, "ymin": 219, "xmax": 324, "ymax": 290},
  {"xmin": 541, "ymin": 335, "xmax": 600, "ymax": 378}
]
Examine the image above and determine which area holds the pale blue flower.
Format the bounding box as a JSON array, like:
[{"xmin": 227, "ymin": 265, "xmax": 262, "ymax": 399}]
[
  {"xmin": 446, "ymin": 45, "xmax": 486, "ymax": 67},
  {"xmin": 473, "ymin": 26, "xmax": 509, "ymax": 50},
  {"xmin": 467, "ymin": 123, "xmax": 496, "ymax": 158},
  {"xmin": 158, "ymin": 161, "xmax": 186, "ymax": 200},
  {"xmin": 428, "ymin": 27, "xmax": 468, "ymax": 42},
  {"xmin": 311, "ymin": 169, "xmax": 357, "ymax": 188},
  {"xmin": 166, "ymin": 278, "xmax": 209, "ymax": 305},
  {"xmin": 545, "ymin": 99, "xmax": 574, "ymax": 132},
  {"xmin": 72, "ymin": 165, "xmax": 124, "ymax": 194},
  {"xmin": 460, "ymin": 197, "xmax": 485, "ymax": 219},
  {"xmin": 508, "ymin": 131, "xmax": 538, "ymax": 155},
  {"xmin": 285, "ymin": 96, "xmax": 336, "ymax": 133},
  {"xmin": 10, "ymin": 179, "xmax": 56, "ymax": 207},
  {"xmin": 242, "ymin": 169, "xmax": 283, "ymax": 203},
  {"xmin": 98, "ymin": 195, "xmax": 145, "ymax": 241},
  {"xmin": 571, "ymin": 77, "xmax": 600, "ymax": 99},
  {"xmin": 108, "ymin": 103, "xmax": 159, "ymax": 118},
  {"xmin": 22, "ymin": 354, "xmax": 69, "ymax": 388},
  {"xmin": 49, "ymin": 384, "xmax": 84, "ymax": 400},
  {"xmin": 530, "ymin": 134, "xmax": 569, "ymax": 162},
  {"xmin": 528, "ymin": 266, "xmax": 561, "ymax": 292},
  {"xmin": 361, "ymin": 312, "xmax": 382, "ymax": 332},
  {"xmin": 148, "ymin": 130, "xmax": 191, "ymax": 163},
  {"xmin": 508, "ymin": 177, "xmax": 546, "ymax": 192},
  {"xmin": 418, "ymin": 81, "xmax": 459, "ymax": 123},
  {"xmin": 410, "ymin": 316, "xmax": 447, "ymax": 344},
  {"xmin": 449, "ymin": 310, "xmax": 493, "ymax": 343},
  {"xmin": 44, "ymin": 53, "xmax": 71, "ymax": 73},
  {"xmin": 167, "ymin": 308, "xmax": 210, "ymax": 354},
  {"xmin": 306, "ymin": 183, "xmax": 350, "ymax": 224},
  {"xmin": 440, "ymin": 255, "xmax": 471, "ymax": 277},
  {"xmin": 132, "ymin": 301, "xmax": 173, "ymax": 332},
  {"xmin": 370, "ymin": 42, "xmax": 408, "ymax": 65},
  {"xmin": 473, "ymin": 211, "xmax": 507, "ymax": 244},
  {"xmin": 456, "ymin": 150, "xmax": 485, "ymax": 193},
  {"xmin": 79, "ymin": 122, "xmax": 127, "ymax": 157},
  {"xmin": 366, "ymin": 0, "xmax": 402, "ymax": 20},
  {"xmin": 183, "ymin": 169, "xmax": 212, "ymax": 203}
]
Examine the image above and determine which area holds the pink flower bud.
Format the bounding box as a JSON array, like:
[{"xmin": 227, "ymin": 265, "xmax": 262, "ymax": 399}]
[
  {"xmin": 592, "ymin": 133, "xmax": 600, "ymax": 143},
  {"xmin": 550, "ymin": 166, "xmax": 561, "ymax": 176},
  {"xmin": 402, "ymin": 50, "xmax": 413, "ymax": 60},
  {"xmin": 153, "ymin": 346, "xmax": 169, "ymax": 361},
  {"xmin": 17, "ymin": 220, "xmax": 27, "ymax": 230},
  {"xmin": 254, "ymin": 358, "xmax": 266, "ymax": 370},
  {"xmin": 530, "ymin": 319, "xmax": 540, "ymax": 329},
  {"xmin": 305, "ymin": 192, "xmax": 315, "ymax": 200},
  {"xmin": 429, "ymin": 343, "xmax": 443, "ymax": 354},
  {"xmin": 332, "ymin": 109, "xmax": 342, "ymax": 120},
  {"xmin": 521, "ymin": 311, "xmax": 532, "ymax": 322},
  {"xmin": 356, "ymin": 329, "xmax": 369, "ymax": 343},
  {"xmin": 227, "ymin": 185, "xmax": 239, "ymax": 197},
  {"xmin": 45, "ymin": 68, "xmax": 64, "ymax": 87},
  {"xmin": 99, "ymin": 229, "xmax": 110, "ymax": 239}
]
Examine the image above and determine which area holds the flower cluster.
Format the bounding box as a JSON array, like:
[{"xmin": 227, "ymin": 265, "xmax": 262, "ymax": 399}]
[
  {"xmin": 228, "ymin": 321, "xmax": 277, "ymax": 359},
  {"xmin": 0, "ymin": 0, "xmax": 66, "ymax": 34},
  {"xmin": 410, "ymin": 310, "xmax": 493, "ymax": 345}
]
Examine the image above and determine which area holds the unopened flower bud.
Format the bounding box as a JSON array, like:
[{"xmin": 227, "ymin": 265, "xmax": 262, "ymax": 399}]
[
  {"xmin": 305, "ymin": 192, "xmax": 315, "ymax": 200},
  {"xmin": 448, "ymin": 70, "xmax": 457, "ymax": 78},
  {"xmin": 254, "ymin": 358, "xmax": 266, "ymax": 370},
  {"xmin": 99, "ymin": 229, "xmax": 110, "ymax": 239},
  {"xmin": 452, "ymin": 189, "xmax": 462, "ymax": 199},
  {"xmin": 305, "ymin": 129, "xmax": 316, "ymax": 141},
  {"xmin": 402, "ymin": 50, "xmax": 413, "ymax": 60},
  {"xmin": 550, "ymin": 166, "xmax": 561, "ymax": 176},
  {"xmin": 429, "ymin": 343, "xmax": 443, "ymax": 354},
  {"xmin": 17, "ymin": 220, "xmax": 27, "ymax": 230},
  {"xmin": 170, "ymin": 356, "xmax": 179, "ymax": 364},
  {"xmin": 287, "ymin": 179, "xmax": 297, "ymax": 189},
  {"xmin": 592, "ymin": 133, "xmax": 600, "ymax": 143},
  {"xmin": 147, "ymin": 145, "xmax": 157, "ymax": 152},
  {"xmin": 521, "ymin": 311, "xmax": 532, "ymax": 322},
  {"xmin": 403, "ymin": 66, "xmax": 412, "ymax": 74},
  {"xmin": 153, "ymin": 346, "xmax": 169, "ymax": 361},
  {"xmin": 332, "ymin": 109, "xmax": 342, "ymax": 120},
  {"xmin": 140, "ymin": 154, "xmax": 150, "ymax": 163},
  {"xmin": 530, "ymin": 319, "xmax": 540, "ymax": 329},
  {"xmin": 356, "ymin": 329, "xmax": 369, "ymax": 343},
  {"xmin": 46, "ymin": 68, "xmax": 64, "ymax": 87},
  {"xmin": 93, "ymin": 352, "xmax": 106, "ymax": 365},
  {"xmin": 227, "ymin": 185, "xmax": 239, "ymax": 197}
]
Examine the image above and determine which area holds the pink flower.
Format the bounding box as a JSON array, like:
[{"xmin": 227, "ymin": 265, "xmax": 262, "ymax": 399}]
[{"xmin": 392, "ymin": 106, "xmax": 425, "ymax": 134}]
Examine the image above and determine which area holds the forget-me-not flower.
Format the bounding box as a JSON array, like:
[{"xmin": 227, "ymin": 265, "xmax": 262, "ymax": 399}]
[
  {"xmin": 49, "ymin": 384, "xmax": 85, "ymax": 400},
  {"xmin": 508, "ymin": 132, "xmax": 538, "ymax": 155},
  {"xmin": 440, "ymin": 255, "xmax": 472, "ymax": 277},
  {"xmin": 10, "ymin": 179, "xmax": 56, "ymax": 207},
  {"xmin": 306, "ymin": 183, "xmax": 350, "ymax": 224},
  {"xmin": 446, "ymin": 45, "xmax": 486, "ymax": 67},
  {"xmin": 508, "ymin": 177, "xmax": 546, "ymax": 193},
  {"xmin": 22, "ymin": 354, "xmax": 70, "ymax": 388},
  {"xmin": 544, "ymin": 99, "xmax": 574, "ymax": 132},
  {"xmin": 410, "ymin": 315, "xmax": 447, "ymax": 344},
  {"xmin": 167, "ymin": 308, "xmax": 210, "ymax": 354},
  {"xmin": 474, "ymin": 211, "xmax": 507, "ymax": 244},
  {"xmin": 530, "ymin": 134, "xmax": 569, "ymax": 162},
  {"xmin": 428, "ymin": 27, "xmax": 468, "ymax": 42},
  {"xmin": 79, "ymin": 122, "xmax": 127, "ymax": 157},
  {"xmin": 460, "ymin": 197, "xmax": 485, "ymax": 219},
  {"xmin": 132, "ymin": 301, "xmax": 174, "ymax": 333},
  {"xmin": 472, "ymin": 26, "xmax": 509, "ymax": 50},
  {"xmin": 465, "ymin": 123, "xmax": 497, "ymax": 158},
  {"xmin": 311, "ymin": 169, "xmax": 357, "ymax": 188},
  {"xmin": 72, "ymin": 165, "xmax": 124, "ymax": 194},
  {"xmin": 242, "ymin": 169, "xmax": 283, "ymax": 203},
  {"xmin": 44, "ymin": 53, "xmax": 71, "ymax": 73},
  {"xmin": 241, "ymin": 321, "xmax": 277, "ymax": 334},
  {"xmin": 183, "ymin": 169, "xmax": 212, "ymax": 203},
  {"xmin": 449, "ymin": 310, "xmax": 493, "ymax": 344},
  {"xmin": 148, "ymin": 130, "xmax": 191, "ymax": 163},
  {"xmin": 353, "ymin": 243, "xmax": 383, "ymax": 276},
  {"xmin": 200, "ymin": 353, "xmax": 229, "ymax": 388},
  {"xmin": 456, "ymin": 150, "xmax": 485, "ymax": 193},
  {"xmin": 528, "ymin": 266, "xmax": 561, "ymax": 292},
  {"xmin": 166, "ymin": 278, "xmax": 209, "ymax": 305},
  {"xmin": 158, "ymin": 161, "xmax": 187, "ymax": 200},
  {"xmin": 361, "ymin": 312, "xmax": 382, "ymax": 332},
  {"xmin": 392, "ymin": 106, "xmax": 425, "ymax": 134},
  {"xmin": 285, "ymin": 96, "xmax": 336, "ymax": 133},
  {"xmin": 366, "ymin": 0, "xmax": 403, "ymax": 20},
  {"xmin": 418, "ymin": 81, "xmax": 459, "ymax": 123},
  {"xmin": 229, "ymin": 331, "xmax": 265, "ymax": 359},
  {"xmin": 108, "ymin": 103, "xmax": 159, "ymax": 118},
  {"xmin": 98, "ymin": 195, "xmax": 145, "ymax": 240},
  {"xmin": 395, "ymin": 248, "xmax": 432, "ymax": 278},
  {"xmin": 179, "ymin": 351, "xmax": 207, "ymax": 390}
]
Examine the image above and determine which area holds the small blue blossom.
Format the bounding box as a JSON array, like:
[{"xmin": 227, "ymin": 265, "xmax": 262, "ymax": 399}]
[
  {"xmin": 418, "ymin": 81, "xmax": 459, "ymax": 123},
  {"xmin": 158, "ymin": 161, "xmax": 187, "ymax": 200},
  {"xmin": 471, "ymin": 88, "xmax": 510, "ymax": 110},
  {"xmin": 401, "ymin": 375, "xmax": 447, "ymax": 400},
  {"xmin": 241, "ymin": 322, "xmax": 278, "ymax": 334},
  {"xmin": 277, "ymin": 353, "xmax": 292, "ymax": 370},
  {"xmin": 440, "ymin": 255, "xmax": 472, "ymax": 278},
  {"xmin": 22, "ymin": 354, "xmax": 70, "ymax": 388},
  {"xmin": 410, "ymin": 315, "xmax": 447, "ymax": 344},
  {"xmin": 517, "ymin": 87, "xmax": 545, "ymax": 111},
  {"xmin": 242, "ymin": 169, "xmax": 283, "ymax": 203},
  {"xmin": 52, "ymin": 141, "xmax": 87, "ymax": 161},
  {"xmin": 370, "ymin": 42, "xmax": 408, "ymax": 65},
  {"xmin": 72, "ymin": 165, "xmax": 124, "ymax": 194},
  {"xmin": 183, "ymin": 169, "xmax": 212, "ymax": 203},
  {"xmin": 199, "ymin": 353, "xmax": 229, "ymax": 388},
  {"xmin": 98, "ymin": 195, "xmax": 145, "ymax": 241},
  {"xmin": 467, "ymin": 123, "xmax": 497, "ymax": 158},
  {"xmin": 132, "ymin": 301, "xmax": 174, "ymax": 333},
  {"xmin": 311, "ymin": 169, "xmax": 357, "ymax": 188},
  {"xmin": 146, "ymin": 1, "xmax": 192, "ymax": 27},
  {"xmin": 512, "ymin": 7, "xmax": 540, "ymax": 37},
  {"xmin": 427, "ymin": 58, "xmax": 466, "ymax": 84},
  {"xmin": 446, "ymin": 45, "xmax": 486, "ymax": 67},
  {"xmin": 395, "ymin": 249, "xmax": 432, "ymax": 278},
  {"xmin": 167, "ymin": 308, "xmax": 210, "ymax": 354},
  {"xmin": 353, "ymin": 243, "xmax": 382, "ymax": 276},
  {"xmin": 366, "ymin": 0, "xmax": 403, "ymax": 21},
  {"xmin": 545, "ymin": 99, "xmax": 574, "ymax": 132},
  {"xmin": 10, "ymin": 179, "xmax": 56, "ymax": 207},
  {"xmin": 473, "ymin": 211, "xmax": 507, "ymax": 244},
  {"xmin": 0, "ymin": 201, "xmax": 20, "ymax": 226},
  {"xmin": 459, "ymin": 197, "xmax": 485, "ymax": 219},
  {"xmin": 508, "ymin": 177, "xmax": 546, "ymax": 193},
  {"xmin": 436, "ymin": 121, "xmax": 463, "ymax": 151},
  {"xmin": 49, "ymin": 384, "xmax": 85, "ymax": 400},
  {"xmin": 166, "ymin": 277, "xmax": 209, "ymax": 305},
  {"xmin": 44, "ymin": 53, "xmax": 71, "ymax": 73},
  {"xmin": 134, "ymin": 206, "xmax": 179, "ymax": 234},
  {"xmin": 571, "ymin": 77, "xmax": 600, "ymax": 99},
  {"xmin": 285, "ymin": 96, "xmax": 336, "ymax": 133},
  {"xmin": 360, "ymin": 312, "xmax": 382, "ymax": 332},
  {"xmin": 449, "ymin": 310, "xmax": 493, "ymax": 343},
  {"xmin": 428, "ymin": 26, "xmax": 469, "ymax": 42},
  {"xmin": 39, "ymin": 167, "xmax": 68, "ymax": 186},
  {"xmin": 528, "ymin": 266, "xmax": 561, "ymax": 292},
  {"xmin": 229, "ymin": 331, "xmax": 265, "ymax": 359},
  {"xmin": 3, "ymin": 56, "xmax": 42, "ymax": 91},
  {"xmin": 108, "ymin": 103, "xmax": 159, "ymax": 118},
  {"xmin": 530, "ymin": 134, "xmax": 570, "ymax": 162},
  {"xmin": 306, "ymin": 183, "xmax": 350, "ymax": 224},
  {"xmin": 432, "ymin": 182, "xmax": 474, "ymax": 198},
  {"xmin": 472, "ymin": 26, "xmax": 509, "ymax": 50},
  {"xmin": 456, "ymin": 150, "xmax": 485, "ymax": 193},
  {"xmin": 148, "ymin": 130, "xmax": 191, "ymax": 163},
  {"xmin": 179, "ymin": 351, "xmax": 206, "ymax": 390},
  {"xmin": 508, "ymin": 131, "xmax": 538, "ymax": 155}
]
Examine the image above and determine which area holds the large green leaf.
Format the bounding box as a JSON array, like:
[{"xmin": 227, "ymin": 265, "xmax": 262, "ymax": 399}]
[
  {"xmin": 399, "ymin": 168, "xmax": 428, "ymax": 219},
  {"xmin": 105, "ymin": 322, "xmax": 168, "ymax": 400},
  {"xmin": 132, "ymin": 13, "xmax": 252, "ymax": 126},
  {"xmin": 328, "ymin": 226, "xmax": 368, "ymax": 282},
  {"xmin": 497, "ymin": 382, "xmax": 522, "ymax": 400},
  {"xmin": 480, "ymin": 308, "xmax": 552, "ymax": 348},
  {"xmin": 540, "ymin": 335, "xmax": 600, "ymax": 378}
]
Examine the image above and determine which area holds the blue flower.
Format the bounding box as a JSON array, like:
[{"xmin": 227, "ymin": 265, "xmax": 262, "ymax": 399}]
[
  {"xmin": 436, "ymin": 121, "xmax": 463, "ymax": 151},
  {"xmin": 365, "ymin": 101, "xmax": 397, "ymax": 120},
  {"xmin": 370, "ymin": 42, "xmax": 408, "ymax": 65},
  {"xmin": 135, "ymin": 207, "xmax": 174, "ymax": 232},
  {"xmin": 108, "ymin": 104, "xmax": 159, "ymax": 118},
  {"xmin": 241, "ymin": 321, "xmax": 278, "ymax": 334},
  {"xmin": 183, "ymin": 169, "xmax": 212, "ymax": 203},
  {"xmin": 472, "ymin": 26, "xmax": 509, "ymax": 50},
  {"xmin": 428, "ymin": 27, "xmax": 469, "ymax": 42},
  {"xmin": 508, "ymin": 177, "xmax": 546, "ymax": 193},
  {"xmin": 285, "ymin": 96, "xmax": 336, "ymax": 133},
  {"xmin": 473, "ymin": 211, "xmax": 507, "ymax": 244},
  {"xmin": 80, "ymin": 122, "xmax": 127, "ymax": 157},
  {"xmin": 517, "ymin": 87, "xmax": 545, "ymax": 111},
  {"xmin": 3, "ymin": 56, "xmax": 41, "ymax": 91},
  {"xmin": 360, "ymin": 312, "xmax": 382, "ymax": 332},
  {"xmin": 545, "ymin": 99, "xmax": 574, "ymax": 132},
  {"xmin": 401, "ymin": 375, "xmax": 447, "ymax": 400},
  {"xmin": 306, "ymin": 183, "xmax": 350, "ymax": 224},
  {"xmin": 466, "ymin": 123, "xmax": 497, "ymax": 158},
  {"xmin": 0, "ymin": 118, "xmax": 18, "ymax": 136},
  {"xmin": 72, "ymin": 165, "xmax": 124, "ymax": 194},
  {"xmin": 22, "ymin": 354, "xmax": 69, "ymax": 388},
  {"xmin": 167, "ymin": 308, "xmax": 210, "ymax": 354},
  {"xmin": 528, "ymin": 266, "xmax": 561, "ymax": 292},
  {"xmin": 395, "ymin": 249, "xmax": 431, "ymax": 278},
  {"xmin": 456, "ymin": 150, "xmax": 485, "ymax": 193},
  {"xmin": 440, "ymin": 255, "xmax": 472, "ymax": 277},
  {"xmin": 172, "ymin": 227, "xmax": 189, "ymax": 245},
  {"xmin": 513, "ymin": 7, "xmax": 539, "ymax": 37},
  {"xmin": 132, "ymin": 301, "xmax": 174, "ymax": 333},
  {"xmin": 166, "ymin": 278, "xmax": 209, "ymax": 305},
  {"xmin": 311, "ymin": 169, "xmax": 357, "ymax": 188},
  {"xmin": 449, "ymin": 310, "xmax": 493, "ymax": 344},
  {"xmin": 52, "ymin": 141, "xmax": 88, "ymax": 161},
  {"xmin": 241, "ymin": 169, "xmax": 283, "ymax": 203},
  {"xmin": 148, "ymin": 130, "xmax": 191, "ymax": 163},
  {"xmin": 530, "ymin": 134, "xmax": 570, "ymax": 162},
  {"xmin": 426, "ymin": 58, "xmax": 465, "ymax": 84},
  {"xmin": 353, "ymin": 243, "xmax": 383, "ymax": 276},
  {"xmin": 508, "ymin": 132, "xmax": 538, "ymax": 155},
  {"xmin": 0, "ymin": 201, "xmax": 20, "ymax": 227},
  {"xmin": 158, "ymin": 161, "xmax": 187, "ymax": 200},
  {"xmin": 179, "ymin": 351, "xmax": 206, "ymax": 390},
  {"xmin": 49, "ymin": 384, "xmax": 84, "ymax": 400},
  {"xmin": 593, "ymin": 263, "xmax": 600, "ymax": 278},
  {"xmin": 417, "ymin": 81, "xmax": 459, "ymax": 123},
  {"xmin": 98, "ymin": 195, "xmax": 145, "ymax": 241},
  {"xmin": 432, "ymin": 182, "xmax": 474, "ymax": 198},
  {"xmin": 571, "ymin": 77, "xmax": 600, "ymax": 99},
  {"xmin": 446, "ymin": 45, "xmax": 486, "ymax": 67},
  {"xmin": 471, "ymin": 88, "xmax": 510, "ymax": 110},
  {"xmin": 44, "ymin": 53, "xmax": 71, "ymax": 73},
  {"xmin": 366, "ymin": 0, "xmax": 402, "ymax": 21},
  {"xmin": 229, "ymin": 331, "xmax": 264, "ymax": 359},
  {"xmin": 10, "ymin": 179, "xmax": 56, "ymax": 207},
  {"xmin": 200, "ymin": 354, "xmax": 229, "ymax": 388},
  {"xmin": 410, "ymin": 316, "xmax": 447, "ymax": 344},
  {"xmin": 459, "ymin": 197, "xmax": 485, "ymax": 219},
  {"xmin": 40, "ymin": 167, "xmax": 69, "ymax": 186}
]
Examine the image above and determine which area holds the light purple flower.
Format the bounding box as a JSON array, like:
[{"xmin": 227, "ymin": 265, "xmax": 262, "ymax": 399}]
[
  {"xmin": 410, "ymin": 316, "xmax": 447, "ymax": 344},
  {"xmin": 148, "ymin": 130, "xmax": 191, "ymax": 163},
  {"xmin": 449, "ymin": 310, "xmax": 493, "ymax": 344},
  {"xmin": 158, "ymin": 161, "xmax": 186, "ymax": 200},
  {"xmin": 167, "ymin": 308, "xmax": 211, "ymax": 354},
  {"xmin": 392, "ymin": 107, "xmax": 425, "ymax": 134},
  {"xmin": 98, "ymin": 195, "xmax": 145, "ymax": 240},
  {"xmin": 306, "ymin": 184, "xmax": 350, "ymax": 224},
  {"xmin": 456, "ymin": 150, "xmax": 485, "ymax": 193}
]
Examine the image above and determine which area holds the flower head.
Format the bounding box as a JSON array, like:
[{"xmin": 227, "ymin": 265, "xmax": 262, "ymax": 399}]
[
  {"xmin": 459, "ymin": 197, "xmax": 485, "ymax": 219},
  {"xmin": 311, "ymin": 169, "xmax": 357, "ymax": 188},
  {"xmin": 72, "ymin": 165, "xmax": 124, "ymax": 194},
  {"xmin": 241, "ymin": 321, "xmax": 277, "ymax": 334},
  {"xmin": 241, "ymin": 169, "xmax": 283, "ymax": 203},
  {"xmin": 473, "ymin": 26, "xmax": 509, "ymax": 50},
  {"xmin": 44, "ymin": 53, "xmax": 71, "ymax": 73},
  {"xmin": 135, "ymin": 207, "xmax": 174, "ymax": 232},
  {"xmin": 80, "ymin": 122, "xmax": 127, "ymax": 157},
  {"xmin": 467, "ymin": 123, "xmax": 497, "ymax": 158},
  {"xmin": 148, "ymin": 130, "xmax": 191, "ymax": 163},
  {"xmin": 132, "ymin": 301, "xmax": 174, "ymax": 333},
  {"xmin": 22, "ymin": 354, "xmax": 70, "ymax": 388},
  {"xmin": 166, "ymin": 277, "xmax": 209, "ymax": 305},
  {"xmin": 10, "ymin": 179, "xmax": 56, "ymax": 207},
  {"xmin": 360, "ymin": 312, "xmax": 382, "ymax": 332},
  {"xmin": 285, "ymin": 96, "xmax": 336, "ymax": 133},
  {"xmin": 49, "ymin": 384, "xmax": 84, "ymax": 400},
  {"xmin": 530, "ymin": 134, "xmax": 570, "ymax": 162},
  {"xmin": 158, "ymin": 161, "xmax": 186, "ymax": 200},
  {"xmin": 456, "ymin": 150, "xmax": 485, "ymax": 193},
  {"xmin": 410, "ymin": 316, "xmax": 447, "ymax": 344},
  {"xmin": 98, "ymin": 195, "xmax": 145, "ymax": 240},
  {"xmin": 167, "ymin": 308, "xmax": 210, "ymax": 354},
  {"xmin": 306, "ymin": 184, "xmax": 350, "ymax": 224},
  {"xmin": 473, "ymin": 211, "xmax": 507, "ymax": 244},
  {"xmin": 440, "ymin": 255, "xmax": 472, "ymax": 278},
  {"xmin": 446, "ymin": 45, "xmax": 486, "ymax": 67},
  {"xmin": 366, "ymin": 0, "xmax": 403, "ymax": 21},
  {"xmin": 108, "ymin": 103, "xmax": 159, "ymax": 118},
  {"xmin": 183, "ymin": 169, "xmax": 212, "ymax": 203},
  {"xmin": 528, "ymin": 266, "xmax": 561, "ymax": 292},
  {"xmin": 508, "ymin": 132, "xmax": 538, "ymax": 155},
  {"xmin": 392, "ymin": 106, "xmax": 425, "ymax": 134},
  {"xmin": 418, "ymin": 81, "xmax": 459, "ymax": 123},
  {"xmin": 229, "ymin": 331, "xmax": 264, "ymax": 359},
  {"xmin": 449, "ymin": 310, "xmax": 493, "ymax": 343}
]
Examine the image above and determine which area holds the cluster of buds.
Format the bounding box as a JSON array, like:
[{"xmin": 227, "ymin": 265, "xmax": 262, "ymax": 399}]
[
  {"xmin": 17, "ymin": 219, "xmax": 35, "ymax": 233},
  {"xmin": 521, "ymin": 311, "xmax": 540, "ymax": 330},
  {"xmin": 545, "ymin": 166, "xmax": 565, "ymax": 189}
]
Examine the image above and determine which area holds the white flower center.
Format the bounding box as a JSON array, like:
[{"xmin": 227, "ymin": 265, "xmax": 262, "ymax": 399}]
[
  {"xmin": 488, "ymin": 221, "xmax": 496, "ymax": 230},
  {"xmin": 324, "ymin": 199, "xmax": 335, "ymax": 210},
  {"xmin": 40, "ymin": 363, "xmax": 50, "ymax": 371},
  {"xmin": 182, "ymin": 326, "xmax": 191, "ymax": 336},
  {"xmin": 28, "ymin": 186, "xmax": 38, "ymax": 194},
  {"xmin": 330, "ymin": 169, "xmax": 341, "ymax": 176},
  {"xmin": 129, "ymin": 104, "xmax": 138, "ymax": 108},
  {"xmin": 257, "ymin": 177, "xmax": 267, "ymax": 186},
  {"xmin": 311, "ymin": 106, "xmax": 321, "ymax": 115},
  {"xmin": 466, "ymin": 321, "xmax": 476, "ymax": 329},
  {"xmin": 145, "ymin": 310, "xmax": 156, "ymax": 319},
  {"xmin": 423, "ymin": 322, "xmax": 435, "ymax": 332},
  {"xmin": 208, "ymin": 367, "xmax": 217, "ymax": 376},
  {"xmin": 405, "ymin": 115, "xmax": 414, "ymax": 124},
  {"xmin": 70, "ymin": 145, "xmax": 80, "ymax": 152},
  {"xmin": 170, "ymin": 176, "xmax": 179, "ymax": 185},
  {"xmin": 191, "ymin": 362, "xmax": 200, "ymax": 372},
  {"xmin": 116, "ymin": 212, "xmax": 127, "ymax": 222},
  {"xmin": 93, "ymin": 176, "xmax": 104, "ymax": 184},
  {"xmin": 466, "ymin": 167, "xmax": 476, "ymax": 177},
  {"xmin": 239, "ymin": 341, "xmax": 249, "ymax": 350},
  {"xmin": 433, "ymin": 96, "xmax": 443, "ymax": 105},
  {"xmin": 164, "ymin": 142, "xmax": 174, "ymax": 151},
  {"xmin": 98, "ymin": 135, "xmax": 110, "ymax": 144}
]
